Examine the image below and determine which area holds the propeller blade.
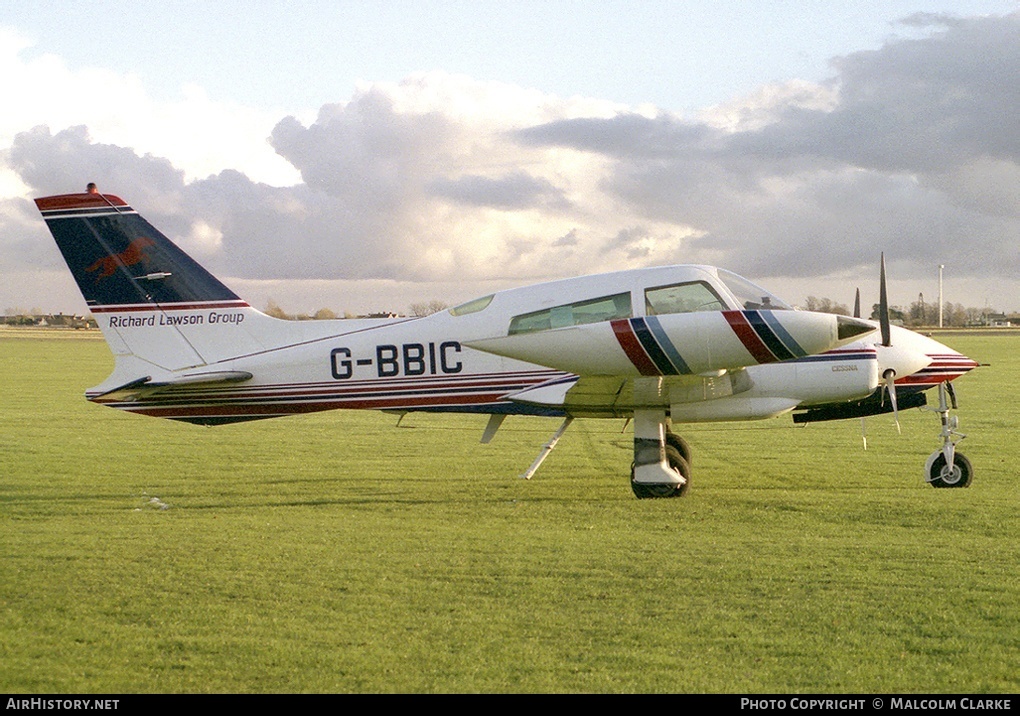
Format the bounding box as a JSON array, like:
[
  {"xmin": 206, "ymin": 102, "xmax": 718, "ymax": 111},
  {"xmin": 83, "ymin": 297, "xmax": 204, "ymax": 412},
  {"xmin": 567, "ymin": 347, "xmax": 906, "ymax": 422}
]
[
  {"xmin": 854, "ymin": 288, "xmax": 861, "ymax": 319},
  {"xmin": 879, "ymin": 253, "xmax": 891, "ymax": 347},
  {"xmin": 883, "ymin": 368, "xmax": 901, "ymax": 434}
]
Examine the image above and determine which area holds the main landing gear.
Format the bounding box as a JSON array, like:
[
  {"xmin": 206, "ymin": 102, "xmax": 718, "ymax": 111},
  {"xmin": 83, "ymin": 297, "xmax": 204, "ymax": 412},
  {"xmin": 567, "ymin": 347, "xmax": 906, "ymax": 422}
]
[
  {"xmin": 630, "ymin": 409, "xmax": 692, "ymax": 499},
  {"xmin": 514, "ymin": 411, "xmax": 691, "ymax": 498},
  {"xmin": 924, "ymin": 382, "xmax": 973, "ymax": 488}
]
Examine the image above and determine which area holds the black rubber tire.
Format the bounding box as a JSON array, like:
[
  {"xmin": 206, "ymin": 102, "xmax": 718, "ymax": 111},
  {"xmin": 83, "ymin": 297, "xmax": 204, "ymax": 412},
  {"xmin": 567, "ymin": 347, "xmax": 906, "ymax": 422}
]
[
  {"xmin": 665, "ymin": 431, "xmax": 692, "ymax": 469},
  {"xmin": 928, "ymin": 452, "xmax": 973, "ymax": 488},
  {"xmin": 631, "ymin": 445, "xmax": 690, "ymax": 498}
]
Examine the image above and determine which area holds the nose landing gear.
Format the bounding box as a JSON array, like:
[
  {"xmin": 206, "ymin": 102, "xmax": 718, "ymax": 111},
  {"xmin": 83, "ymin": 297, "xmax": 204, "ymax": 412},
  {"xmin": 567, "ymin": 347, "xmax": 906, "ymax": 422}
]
[{"xmin": 924, "ymin": 382, "xmax": 972, "ymax": 488}]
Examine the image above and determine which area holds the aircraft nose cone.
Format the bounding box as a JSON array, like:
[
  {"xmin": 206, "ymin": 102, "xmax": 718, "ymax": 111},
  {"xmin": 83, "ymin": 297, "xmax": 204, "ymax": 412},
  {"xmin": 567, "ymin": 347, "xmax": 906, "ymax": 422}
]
[{"xmin": 836, "ymin": 315, "xmax": 877, "ymax": 341}]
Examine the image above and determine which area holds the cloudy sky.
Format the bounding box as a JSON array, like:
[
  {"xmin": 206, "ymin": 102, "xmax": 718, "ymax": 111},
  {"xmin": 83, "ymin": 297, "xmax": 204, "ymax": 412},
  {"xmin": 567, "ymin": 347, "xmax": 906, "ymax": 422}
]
[{"xmin": 2, "ymin": 1, "xmax": 1018, "ymax": 316}]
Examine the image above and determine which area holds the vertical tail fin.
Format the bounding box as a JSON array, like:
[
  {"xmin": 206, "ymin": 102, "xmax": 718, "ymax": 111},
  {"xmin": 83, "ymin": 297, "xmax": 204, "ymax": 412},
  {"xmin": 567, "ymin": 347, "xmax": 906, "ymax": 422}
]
[
  {"xmin": 36, "ymin": 188, "xmax": 260, "ymax": 376},
  {"xmin": 36, "ymin": 190, "xmax": 243, "ymax": 310}
]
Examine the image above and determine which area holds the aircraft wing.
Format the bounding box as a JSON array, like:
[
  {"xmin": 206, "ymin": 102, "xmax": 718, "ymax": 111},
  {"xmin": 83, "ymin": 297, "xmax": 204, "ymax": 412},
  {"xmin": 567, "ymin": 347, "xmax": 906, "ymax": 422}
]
[{"xmin": 504, "ymin": 369, "xmax": 754, "ymax": 418}]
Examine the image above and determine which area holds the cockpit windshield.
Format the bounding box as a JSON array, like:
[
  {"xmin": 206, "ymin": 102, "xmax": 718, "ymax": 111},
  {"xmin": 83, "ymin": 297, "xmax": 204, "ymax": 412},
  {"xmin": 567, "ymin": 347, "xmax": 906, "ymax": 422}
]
[{"xmin": 716, "ymin": 269, "xmax": 793, "ymax": 311}]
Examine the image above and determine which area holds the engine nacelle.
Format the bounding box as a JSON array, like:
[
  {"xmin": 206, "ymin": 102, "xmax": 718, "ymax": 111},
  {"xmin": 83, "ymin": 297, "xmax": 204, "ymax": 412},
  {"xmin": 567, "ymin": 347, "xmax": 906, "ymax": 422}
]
[{"xmin": 669, "ymin": 350, "xmax": 879, "ymax": 423}]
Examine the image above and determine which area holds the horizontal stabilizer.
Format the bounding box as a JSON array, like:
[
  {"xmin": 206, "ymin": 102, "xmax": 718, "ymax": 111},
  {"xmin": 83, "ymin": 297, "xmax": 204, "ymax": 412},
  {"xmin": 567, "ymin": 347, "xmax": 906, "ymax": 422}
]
[
  {"xmin": 89, "ymin": 371, "xmax": 253, "ymax": 402},
  {"xmin": 147, "ymin": 371, "xmax": 254, "ymax": 389},
  {"xmin": 92, "ymin": 375, "xmax": 155, "ymax": 398}
]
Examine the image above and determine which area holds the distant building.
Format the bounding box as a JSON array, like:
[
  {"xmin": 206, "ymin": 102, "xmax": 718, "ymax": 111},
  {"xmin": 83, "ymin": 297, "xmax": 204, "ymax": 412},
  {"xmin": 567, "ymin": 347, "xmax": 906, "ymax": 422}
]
[{"xmin": 984, "ymin": 313, "xmax": 1012, "ymax": 327}]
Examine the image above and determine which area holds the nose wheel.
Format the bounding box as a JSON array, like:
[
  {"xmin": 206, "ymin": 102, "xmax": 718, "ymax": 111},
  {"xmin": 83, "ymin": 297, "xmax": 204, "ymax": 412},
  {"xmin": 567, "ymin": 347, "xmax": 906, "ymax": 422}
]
[
  {"xmin": 924, "ymin": 382, "xmax": 972, "ymax": 488},
  {"xmin": 926, "ymin": 451, "xmax": 973, "ymax": 488}
]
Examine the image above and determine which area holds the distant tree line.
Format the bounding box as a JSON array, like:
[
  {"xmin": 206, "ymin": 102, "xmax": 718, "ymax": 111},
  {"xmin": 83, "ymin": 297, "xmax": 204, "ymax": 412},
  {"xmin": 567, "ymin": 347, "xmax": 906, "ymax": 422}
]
[
  {"xmin": 2, "ymin": 309, "xmax": 95, "ymax": 328},
  {"xmin": 803, "ymin": 296, "xmax": 850, "ymax": 315},
  {"xmin": 409, "ymin": 300, "xmax": 449, "ymax": 317},
  {"xmin": 262, "ymin": 299, "xmax": 449, "ymax": 320},
  {"xmin": 263, "ymin": 300, "xmax": 345, "ymax": 321},
  {"xmin": 898, "ymin": 300, "xmax": 1013, "ymax": 328},
  {"xmin": 2, "ymin": 299, "xmax": 453, "ymax": 325},
  {"xmin": 802, "ymin": 296, "xmax": 1016, "ymax": 328}
]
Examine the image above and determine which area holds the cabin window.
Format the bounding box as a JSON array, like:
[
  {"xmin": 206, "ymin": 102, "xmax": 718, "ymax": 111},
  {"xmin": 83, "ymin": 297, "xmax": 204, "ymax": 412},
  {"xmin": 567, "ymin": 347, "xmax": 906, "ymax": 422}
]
[
  {"xmin": 449, "ymin": 294, "xmax": 494, "ymax": 316},
  {"xmin": 508, "ymin": 292, "xmax": 632, "ymax": 335},
  {"xmin": 645, "ymin": 281, "xmax": 727, "ymax": 315}
]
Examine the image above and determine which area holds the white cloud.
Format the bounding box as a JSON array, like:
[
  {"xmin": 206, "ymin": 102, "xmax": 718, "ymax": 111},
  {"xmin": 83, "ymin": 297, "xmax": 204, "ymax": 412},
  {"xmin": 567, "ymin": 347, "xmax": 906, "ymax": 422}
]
[
  {"xmin": 4, "ymin": 14, "xmax": 1020, "ymax": 317},
  {"xmin": 258, "ymin": 72, "xmax": 687, "ymax": 285},
  {"xmin": 700, "ymin": 80, "xmax": 839, "ymax": 132},
  {"xmin": 180, "ymin": 219, "xmax": 225, "ymax": 256},
  {"xmin": 0, "ymin": 26, "xmax": 300, "ymax": 189}
]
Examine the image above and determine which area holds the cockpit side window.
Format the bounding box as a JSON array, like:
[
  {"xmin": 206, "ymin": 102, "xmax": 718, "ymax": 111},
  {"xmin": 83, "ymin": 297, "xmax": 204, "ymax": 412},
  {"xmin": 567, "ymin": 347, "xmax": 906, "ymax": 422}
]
[
  {"xmin": 508, "ymin": 292, "xmax": 632, "ymax": 335},
  {"xmin": 645, "ymin": 281, "xmax": 727, "ymax": 315},
  {"xmin": 715, "ymin": 269, "xmax": 793, "ymax": 310}
]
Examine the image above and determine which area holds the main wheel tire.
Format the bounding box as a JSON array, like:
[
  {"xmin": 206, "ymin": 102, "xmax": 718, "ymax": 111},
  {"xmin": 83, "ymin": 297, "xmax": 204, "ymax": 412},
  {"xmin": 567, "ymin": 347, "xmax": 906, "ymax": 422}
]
[
  {"xmin": 928, "ymin": 452, "xmax": 973, "ymax": 488},
  {"xmin": 631, "ymin": 445, "xmax": 691, "ymax": 499},
  {"xmin": 665, "ymin": 431, "xmax": 692, "ymax": 469}
]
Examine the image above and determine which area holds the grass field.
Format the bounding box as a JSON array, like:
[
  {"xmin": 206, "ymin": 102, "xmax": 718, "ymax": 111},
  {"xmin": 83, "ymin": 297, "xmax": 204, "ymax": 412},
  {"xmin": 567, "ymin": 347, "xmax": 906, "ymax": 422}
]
[{"xmin": 1, "ymin": 327, "xmax": 1017, "ymax": 693}]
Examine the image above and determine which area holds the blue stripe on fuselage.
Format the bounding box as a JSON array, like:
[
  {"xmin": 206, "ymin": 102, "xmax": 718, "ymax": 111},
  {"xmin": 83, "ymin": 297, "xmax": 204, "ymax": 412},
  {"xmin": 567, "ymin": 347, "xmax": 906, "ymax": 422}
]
[
  {"xmin": 643, "ymin": 316, "xmax": 692, "ymax": 374},
  {"xmin": 631, "ymin": 317, "xmax": 677, "ymax": 375},
  {"xmin": 759, "ymin": 311, "xmax": 808, "ymax": 358},
  {"xmin": 744, "ymin": 310, "xmax": 794, "ymax": 361},
  {"xmin": 793, "ymin": 352, "xmax": 876, "ymax": 363}
]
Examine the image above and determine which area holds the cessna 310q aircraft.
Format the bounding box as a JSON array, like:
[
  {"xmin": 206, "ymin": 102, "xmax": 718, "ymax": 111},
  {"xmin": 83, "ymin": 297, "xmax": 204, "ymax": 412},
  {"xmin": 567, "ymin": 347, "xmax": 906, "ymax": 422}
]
[{"xmin": 35, "ymin": 186, "xmax": 980, "ymax": 498}]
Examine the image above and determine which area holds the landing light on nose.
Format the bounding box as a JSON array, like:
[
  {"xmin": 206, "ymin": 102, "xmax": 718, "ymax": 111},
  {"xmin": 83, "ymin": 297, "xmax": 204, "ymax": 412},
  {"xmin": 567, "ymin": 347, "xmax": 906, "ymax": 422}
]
[{"xmin": 836, "ymin": 315, "xmax": 877, "ymax": 341}]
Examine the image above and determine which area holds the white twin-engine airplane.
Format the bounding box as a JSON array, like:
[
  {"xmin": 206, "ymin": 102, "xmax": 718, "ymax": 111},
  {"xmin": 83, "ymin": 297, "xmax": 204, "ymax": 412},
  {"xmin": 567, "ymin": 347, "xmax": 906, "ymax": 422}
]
[{"xmin": 36, "ymin": 187, "xmax": 980, "ymax": 498}]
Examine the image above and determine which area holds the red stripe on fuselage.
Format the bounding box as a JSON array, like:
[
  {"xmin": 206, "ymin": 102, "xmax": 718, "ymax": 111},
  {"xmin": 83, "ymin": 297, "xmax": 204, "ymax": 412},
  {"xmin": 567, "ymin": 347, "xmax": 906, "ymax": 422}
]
[
  {"xmin": 723, "ymin": 311, "xmax": 776, "ymax": 364},
  {"xmin": 894, "ymin": 354, "xmax": 979, "ymax": 386},
  {"xmin": 610, "ymin": 319, "xmax": 660, "ymax": 376}
]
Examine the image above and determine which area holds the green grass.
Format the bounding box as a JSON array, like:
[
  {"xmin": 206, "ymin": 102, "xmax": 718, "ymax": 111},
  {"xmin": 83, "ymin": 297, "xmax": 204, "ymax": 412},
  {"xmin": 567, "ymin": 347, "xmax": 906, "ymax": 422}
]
[{"xmin": 1, "ymin": 328, "xmax": 1017, "ymax": 693}]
